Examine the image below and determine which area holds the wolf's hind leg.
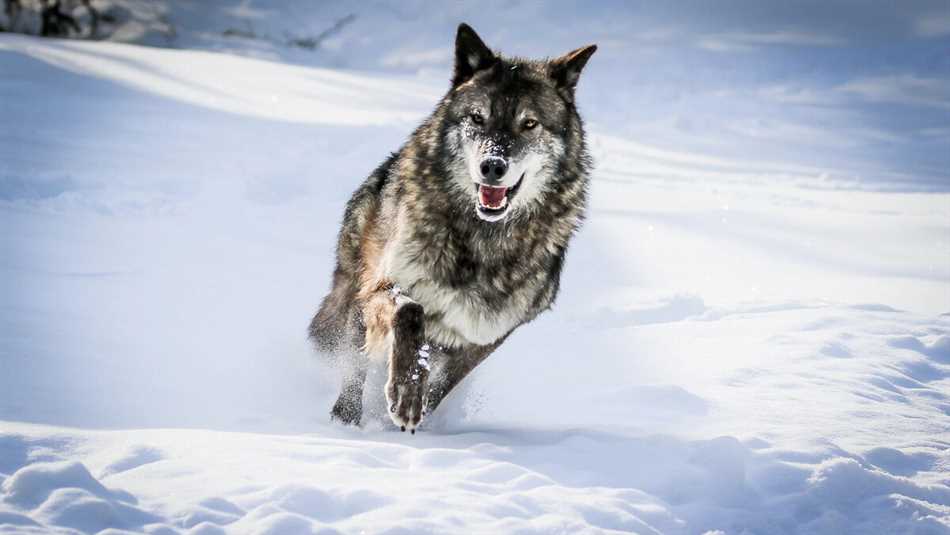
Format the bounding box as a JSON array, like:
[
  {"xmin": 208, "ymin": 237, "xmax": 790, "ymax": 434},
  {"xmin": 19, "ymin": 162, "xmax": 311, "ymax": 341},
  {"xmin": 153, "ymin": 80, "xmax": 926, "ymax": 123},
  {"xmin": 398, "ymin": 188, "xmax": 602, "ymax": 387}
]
[
  {"xmin": 424, "ymin": 337, "xmax": 506, "ymax": 417},
  {"xmin": 330, "ymin": 359, "xmax": 367, "ymax": 425}
]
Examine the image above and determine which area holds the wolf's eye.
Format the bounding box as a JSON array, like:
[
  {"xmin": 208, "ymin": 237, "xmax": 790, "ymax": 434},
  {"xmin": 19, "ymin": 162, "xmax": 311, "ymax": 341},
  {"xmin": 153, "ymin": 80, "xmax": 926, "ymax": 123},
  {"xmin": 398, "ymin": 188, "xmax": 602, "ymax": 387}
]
[
  {"xmin": 470, "ymin": 112, "xmax": 484, "ymax": 125},
  {"xmin": 522, "ymin": 119, "xmax": 539, "ymax": 130}
]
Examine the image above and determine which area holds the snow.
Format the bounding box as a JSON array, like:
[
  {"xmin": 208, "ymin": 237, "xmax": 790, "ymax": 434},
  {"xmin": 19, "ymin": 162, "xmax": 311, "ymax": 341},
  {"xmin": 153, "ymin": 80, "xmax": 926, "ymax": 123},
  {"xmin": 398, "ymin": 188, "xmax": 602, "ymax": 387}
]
[{"xmin": 2, "ymin": 3, "xmax": 950, "ymax": 534}]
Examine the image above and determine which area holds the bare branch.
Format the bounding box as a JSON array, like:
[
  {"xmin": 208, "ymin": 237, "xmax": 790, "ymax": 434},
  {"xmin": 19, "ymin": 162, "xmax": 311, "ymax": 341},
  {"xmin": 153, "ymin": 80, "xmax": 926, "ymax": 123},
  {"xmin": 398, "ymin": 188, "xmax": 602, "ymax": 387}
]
[{"xmin": 285, "ymin": 13, "xmax": 356, "ymax": 51}]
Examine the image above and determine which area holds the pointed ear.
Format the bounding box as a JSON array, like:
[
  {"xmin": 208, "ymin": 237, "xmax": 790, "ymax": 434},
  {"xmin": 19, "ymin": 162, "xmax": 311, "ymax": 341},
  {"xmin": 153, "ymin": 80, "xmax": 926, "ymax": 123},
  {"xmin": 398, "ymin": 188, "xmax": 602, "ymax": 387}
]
[
  {"xmin": 453, "ymin": 23, "xmax": 496, "ymax": 87},
  {"xmin": 549, "ymin": 44, "xmax": 597, "ymax": 103}
]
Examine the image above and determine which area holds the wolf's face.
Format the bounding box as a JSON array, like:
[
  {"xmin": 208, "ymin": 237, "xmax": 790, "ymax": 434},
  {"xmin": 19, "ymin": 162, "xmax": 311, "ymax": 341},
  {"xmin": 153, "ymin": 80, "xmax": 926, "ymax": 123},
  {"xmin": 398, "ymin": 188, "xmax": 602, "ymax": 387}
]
[
  {"xmin": 439, "ymin": 25, "xmax": 596, "ymax": 223},
  {"xmin": 447, "ymin": 76, "xmax": 565, "ymax": 223}
]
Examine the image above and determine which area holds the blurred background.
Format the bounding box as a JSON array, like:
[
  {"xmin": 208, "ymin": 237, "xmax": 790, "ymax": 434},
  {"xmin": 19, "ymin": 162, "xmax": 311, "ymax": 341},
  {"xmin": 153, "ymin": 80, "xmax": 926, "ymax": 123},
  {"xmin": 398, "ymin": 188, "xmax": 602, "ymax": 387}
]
[{"xmin": 4, "ymin": 0, "xmax": 950, "ymax": 189}]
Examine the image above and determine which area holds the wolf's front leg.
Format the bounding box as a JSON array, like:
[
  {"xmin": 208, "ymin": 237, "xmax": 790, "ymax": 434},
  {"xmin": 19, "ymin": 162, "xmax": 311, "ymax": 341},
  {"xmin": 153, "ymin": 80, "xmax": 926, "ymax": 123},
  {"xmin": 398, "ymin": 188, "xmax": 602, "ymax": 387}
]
[
  {"xmin": 385, "ymin": 300, "xmax": 430, "ymax": 433},
  {"xmin": 363, "ymin": 285, "xmax": 430, "ymax": 432}
]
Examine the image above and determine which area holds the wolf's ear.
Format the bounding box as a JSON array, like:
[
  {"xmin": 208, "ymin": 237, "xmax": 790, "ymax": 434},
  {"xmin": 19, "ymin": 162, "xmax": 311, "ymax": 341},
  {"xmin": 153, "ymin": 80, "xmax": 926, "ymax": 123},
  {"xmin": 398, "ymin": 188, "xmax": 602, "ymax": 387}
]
[
  {"xmin": 453, "ymin": 23, "xmax": 496, "ymax": 87},
  {"xmin": 549, "ymin": 44, "xmax": 597, "ymax": 103}
]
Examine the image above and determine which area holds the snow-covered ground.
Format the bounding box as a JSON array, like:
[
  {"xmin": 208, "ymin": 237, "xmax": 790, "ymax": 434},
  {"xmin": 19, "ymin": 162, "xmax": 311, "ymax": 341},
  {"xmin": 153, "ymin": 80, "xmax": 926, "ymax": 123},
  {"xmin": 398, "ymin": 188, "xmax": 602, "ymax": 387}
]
[{"xmin": 2, "ymin": 3, "xmax": 950, "ymax": 534}]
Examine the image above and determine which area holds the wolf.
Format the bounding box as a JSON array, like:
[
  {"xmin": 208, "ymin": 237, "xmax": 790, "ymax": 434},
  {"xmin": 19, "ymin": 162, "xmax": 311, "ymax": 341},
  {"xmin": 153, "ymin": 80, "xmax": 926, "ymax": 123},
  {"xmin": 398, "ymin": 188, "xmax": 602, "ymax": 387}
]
[{"xmin": 309, "ymin": 23, "xmax": 596, "ymax": 432}]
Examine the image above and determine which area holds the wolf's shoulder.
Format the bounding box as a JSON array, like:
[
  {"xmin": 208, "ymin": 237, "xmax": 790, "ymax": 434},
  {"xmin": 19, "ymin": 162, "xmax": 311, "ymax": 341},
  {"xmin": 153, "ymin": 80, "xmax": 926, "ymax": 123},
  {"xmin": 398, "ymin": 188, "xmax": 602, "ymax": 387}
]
[{"xmin": 355, "ymin": 152, "xmax": 399, "ymax": 198}]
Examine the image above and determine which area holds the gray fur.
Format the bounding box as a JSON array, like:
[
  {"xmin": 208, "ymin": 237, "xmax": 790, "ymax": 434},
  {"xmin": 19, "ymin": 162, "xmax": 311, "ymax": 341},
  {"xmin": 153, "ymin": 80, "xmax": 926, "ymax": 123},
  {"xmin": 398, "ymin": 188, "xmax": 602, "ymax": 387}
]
[{"xmin": 309, "ymin": 23, "xmax": 596, "ymax": 431}]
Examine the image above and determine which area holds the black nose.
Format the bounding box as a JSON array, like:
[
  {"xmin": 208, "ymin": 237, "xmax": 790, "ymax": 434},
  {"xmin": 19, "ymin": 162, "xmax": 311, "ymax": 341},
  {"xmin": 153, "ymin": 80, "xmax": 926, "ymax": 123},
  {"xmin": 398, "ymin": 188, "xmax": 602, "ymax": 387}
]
[{"xmin": 479, "ymin": 158, "xmax": 508, "ymax": 183}]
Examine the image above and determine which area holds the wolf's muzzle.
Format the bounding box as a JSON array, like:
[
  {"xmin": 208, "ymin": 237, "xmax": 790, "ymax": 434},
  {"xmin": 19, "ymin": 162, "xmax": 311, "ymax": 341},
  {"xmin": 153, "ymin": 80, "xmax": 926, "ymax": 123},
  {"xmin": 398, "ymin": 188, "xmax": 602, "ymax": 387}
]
[{"xmin": 479, "ymin": 157, "xmax": 508, "ymax": 184}]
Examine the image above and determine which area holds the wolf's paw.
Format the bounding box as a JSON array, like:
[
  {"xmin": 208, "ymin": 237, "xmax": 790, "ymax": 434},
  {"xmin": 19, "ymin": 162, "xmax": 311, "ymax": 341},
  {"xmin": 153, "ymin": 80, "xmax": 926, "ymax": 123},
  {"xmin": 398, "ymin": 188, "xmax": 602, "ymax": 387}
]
[
  {"xmin": 386, "ymin": 372, "xmax": 428, "ymax": 433},
  {"xmin": 386, "ymin": 303, "xmax": 430, "ymax": 433},
  {"xmin": 329, "ymin": 394, "xmax": 362, "ymax": 426}
]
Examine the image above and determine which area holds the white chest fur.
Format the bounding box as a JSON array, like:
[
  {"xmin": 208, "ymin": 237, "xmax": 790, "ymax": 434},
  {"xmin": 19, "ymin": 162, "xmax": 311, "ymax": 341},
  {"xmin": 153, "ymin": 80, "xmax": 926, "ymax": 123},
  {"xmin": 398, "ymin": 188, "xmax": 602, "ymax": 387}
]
[{"xmin": 380, "ymin": 234, "xmax": 524, "ymax": 348}]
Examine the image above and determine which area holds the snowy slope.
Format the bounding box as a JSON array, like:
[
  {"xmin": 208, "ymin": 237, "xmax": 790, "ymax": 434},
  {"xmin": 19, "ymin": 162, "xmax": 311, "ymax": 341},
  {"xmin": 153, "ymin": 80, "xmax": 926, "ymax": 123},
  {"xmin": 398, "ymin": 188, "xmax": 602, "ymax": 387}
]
[
  {"xmin": 1, "ymin": 13, "xmax": 950, "ymax": 535},
  {"xmin": 8, "ymin": 0, "xmax": 949, "ymax": 189}
]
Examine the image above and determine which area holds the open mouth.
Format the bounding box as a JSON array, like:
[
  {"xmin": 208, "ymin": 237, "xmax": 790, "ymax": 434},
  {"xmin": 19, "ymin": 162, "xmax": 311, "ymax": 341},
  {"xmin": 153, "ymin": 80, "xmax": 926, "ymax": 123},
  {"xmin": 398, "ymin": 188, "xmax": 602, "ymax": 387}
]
[{"xmin": 475, "ymin": 172, "xmax": 524, "ymax": 221}]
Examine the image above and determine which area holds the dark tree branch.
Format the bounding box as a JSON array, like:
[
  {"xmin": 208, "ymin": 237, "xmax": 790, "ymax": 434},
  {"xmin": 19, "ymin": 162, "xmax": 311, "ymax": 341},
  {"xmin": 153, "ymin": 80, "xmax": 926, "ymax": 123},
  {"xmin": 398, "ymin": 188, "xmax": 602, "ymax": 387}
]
[
  {"xmin": 2, "ymin": 0, "xmax": 23, "ymax": 32},
  {"xmin": 81, "ymin": 0, "xmax": 97, "ymax": 38},
  {"xmin": 40, "ymin": 0, "xmax": 80, "ymax": 37},
  {"xmin": 285, "ymin": 13, "xmax": 356, "ymax": 51}
]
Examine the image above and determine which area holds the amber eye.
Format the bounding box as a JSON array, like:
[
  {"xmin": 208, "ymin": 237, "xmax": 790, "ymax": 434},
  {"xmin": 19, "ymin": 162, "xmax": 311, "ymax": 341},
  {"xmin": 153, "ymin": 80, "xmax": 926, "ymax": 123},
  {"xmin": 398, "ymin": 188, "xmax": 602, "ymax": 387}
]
[
  {"xmin": 522, "ymin": 118, "xmax": 539, "ymax": 130},
  {"xmin": 470, "ymin": 112, "xmax": 484, "ymax": 125}
]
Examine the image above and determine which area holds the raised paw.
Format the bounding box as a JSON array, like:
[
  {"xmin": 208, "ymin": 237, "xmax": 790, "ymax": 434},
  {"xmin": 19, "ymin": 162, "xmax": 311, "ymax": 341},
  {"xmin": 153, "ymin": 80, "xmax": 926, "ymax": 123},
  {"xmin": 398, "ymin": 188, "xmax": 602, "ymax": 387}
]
[
  {"xmin": 385, "ymin": 303, "xmax": 430, "ymax": 433},
  {"xmin": 386, "ymin": 374, "xmax": 427, "ymax": 433}
]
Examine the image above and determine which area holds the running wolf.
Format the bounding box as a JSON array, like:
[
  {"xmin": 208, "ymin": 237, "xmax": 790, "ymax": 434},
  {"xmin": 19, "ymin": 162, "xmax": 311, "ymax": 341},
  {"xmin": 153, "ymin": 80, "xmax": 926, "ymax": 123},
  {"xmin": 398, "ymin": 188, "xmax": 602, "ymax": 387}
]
[{"xmin": 309, "ymin": 23, "xmax": 596, "ymax": 432}]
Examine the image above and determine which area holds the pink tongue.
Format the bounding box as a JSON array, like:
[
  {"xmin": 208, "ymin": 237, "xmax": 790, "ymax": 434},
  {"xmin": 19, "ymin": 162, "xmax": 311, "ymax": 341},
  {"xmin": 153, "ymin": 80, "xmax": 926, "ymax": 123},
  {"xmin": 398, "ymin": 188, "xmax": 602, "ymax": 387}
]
[{"xmin": 479, "ymin": 185, "xmax": 508, "ymax": 208}]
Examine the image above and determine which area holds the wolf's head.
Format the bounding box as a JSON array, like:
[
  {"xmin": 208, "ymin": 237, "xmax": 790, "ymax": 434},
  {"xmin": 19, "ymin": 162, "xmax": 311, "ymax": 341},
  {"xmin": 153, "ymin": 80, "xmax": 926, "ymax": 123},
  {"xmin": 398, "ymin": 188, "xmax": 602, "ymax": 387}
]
[{"xmin": 437, "ymin": 24, "xmax": 596, "ymax": 223}]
